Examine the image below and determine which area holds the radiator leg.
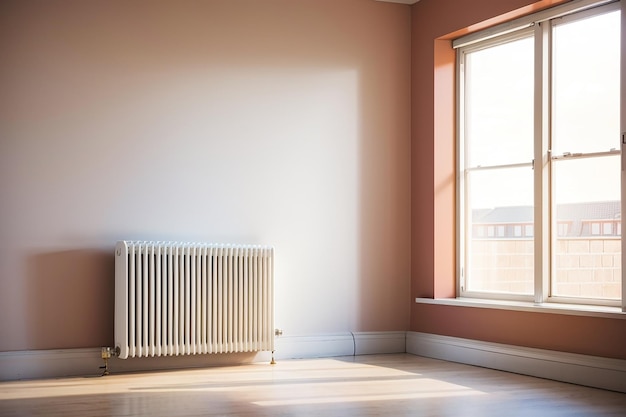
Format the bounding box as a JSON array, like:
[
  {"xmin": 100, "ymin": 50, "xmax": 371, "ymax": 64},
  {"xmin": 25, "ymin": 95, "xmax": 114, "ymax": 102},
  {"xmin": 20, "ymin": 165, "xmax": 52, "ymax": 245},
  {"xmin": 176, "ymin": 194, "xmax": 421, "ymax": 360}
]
[{"xmin": 270, "ymin": 350, "xmax": 277, "ymax": 365}]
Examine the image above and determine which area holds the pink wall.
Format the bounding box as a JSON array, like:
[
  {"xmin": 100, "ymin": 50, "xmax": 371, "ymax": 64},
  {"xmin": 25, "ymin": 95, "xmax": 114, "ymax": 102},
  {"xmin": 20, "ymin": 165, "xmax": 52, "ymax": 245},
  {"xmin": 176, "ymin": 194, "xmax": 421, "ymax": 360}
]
[
  {"xmin": 0, "ymin": 0, "xmax": 411, "ymax": 352},
  {"xmin": 411, "ymin": 0, "xmax": 626, "ymax": 360}
]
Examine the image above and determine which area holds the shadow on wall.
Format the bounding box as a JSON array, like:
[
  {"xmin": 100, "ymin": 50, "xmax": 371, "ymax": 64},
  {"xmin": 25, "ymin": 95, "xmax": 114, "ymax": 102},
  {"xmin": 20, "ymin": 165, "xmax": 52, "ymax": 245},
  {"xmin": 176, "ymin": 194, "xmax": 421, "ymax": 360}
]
[{"xmin": 26, "ymin": 249, "xmax": 115, "ymax": 350}]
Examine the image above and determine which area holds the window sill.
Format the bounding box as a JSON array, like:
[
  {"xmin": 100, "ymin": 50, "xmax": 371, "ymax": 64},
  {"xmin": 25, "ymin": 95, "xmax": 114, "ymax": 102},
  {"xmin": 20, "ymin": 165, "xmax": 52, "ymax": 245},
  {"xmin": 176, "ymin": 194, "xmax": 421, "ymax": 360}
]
[{"xmin": 415, "ymin": 297, "xmax": 626, "ymax": 319}]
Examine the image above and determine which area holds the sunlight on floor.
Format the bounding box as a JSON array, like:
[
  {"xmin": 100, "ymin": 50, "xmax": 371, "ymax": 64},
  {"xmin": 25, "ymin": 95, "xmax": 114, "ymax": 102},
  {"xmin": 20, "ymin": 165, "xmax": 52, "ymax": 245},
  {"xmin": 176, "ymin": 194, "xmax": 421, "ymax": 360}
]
[
  {"xmin": 2, "ymin": 355, "xmax": 626, "ymax": 417},
  {"xmin": 253, "ymin": 384, "xmax": 484, "ymax": 407},
  {"xmin": 0, "ymin": 357, "xmax": 484, "ymax": 402}
]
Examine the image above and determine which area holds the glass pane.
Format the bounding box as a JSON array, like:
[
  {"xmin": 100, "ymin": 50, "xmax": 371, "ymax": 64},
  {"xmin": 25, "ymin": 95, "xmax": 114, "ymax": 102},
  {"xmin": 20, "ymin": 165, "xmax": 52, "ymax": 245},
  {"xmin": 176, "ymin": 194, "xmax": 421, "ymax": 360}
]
[
  {"xmin": 553, "ymin": 157, "xmax": 621, "ymax": 300},
  {"xmin": 465, "ymin": 36, "xmax": 534, "ymax": 167},
  {"xmin": 467, "ymin": 166, "xmax": 534, "ymax": 295},
  {"xmin": 552, "ymin": 10, "xmax": 620, "ymax": 155}
]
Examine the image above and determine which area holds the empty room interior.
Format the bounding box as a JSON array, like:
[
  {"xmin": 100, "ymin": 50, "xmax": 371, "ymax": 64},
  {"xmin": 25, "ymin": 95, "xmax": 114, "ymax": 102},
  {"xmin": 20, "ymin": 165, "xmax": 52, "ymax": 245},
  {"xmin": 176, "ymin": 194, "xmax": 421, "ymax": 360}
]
[{"xmin": 1, "ymin": 0, "xmax": 625, "ymax": 415}]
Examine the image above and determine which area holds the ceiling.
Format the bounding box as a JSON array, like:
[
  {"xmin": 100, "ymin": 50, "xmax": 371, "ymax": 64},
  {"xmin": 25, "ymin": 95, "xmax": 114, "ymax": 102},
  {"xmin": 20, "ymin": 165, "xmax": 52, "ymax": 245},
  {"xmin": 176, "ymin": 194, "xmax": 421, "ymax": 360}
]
[{"xmin": 374, "ymin": 0, "xmax": 420, "ymax": 4}]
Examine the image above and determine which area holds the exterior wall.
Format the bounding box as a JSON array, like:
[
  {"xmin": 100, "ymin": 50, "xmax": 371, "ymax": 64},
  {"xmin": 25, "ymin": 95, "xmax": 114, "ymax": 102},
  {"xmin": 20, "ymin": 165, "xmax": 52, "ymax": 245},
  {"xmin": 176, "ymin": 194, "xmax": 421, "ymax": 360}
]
[
  {"xmin": 471, "ymin": 238, "xmax": 621, "ymax": 298},
  {"xmin": 470, "ymin": 239, "xmax": 534, "ymax": 294},
  {"xmin": 411, "ymin": 0, "xmax": 626, "ymax": 360},
  {"xmin": 556, "ymin": 238, "xmax": 621, "ymax": 298},
  {"xmin": 0, "ymin": 0, "xmax": 411, "ymax": 352}
]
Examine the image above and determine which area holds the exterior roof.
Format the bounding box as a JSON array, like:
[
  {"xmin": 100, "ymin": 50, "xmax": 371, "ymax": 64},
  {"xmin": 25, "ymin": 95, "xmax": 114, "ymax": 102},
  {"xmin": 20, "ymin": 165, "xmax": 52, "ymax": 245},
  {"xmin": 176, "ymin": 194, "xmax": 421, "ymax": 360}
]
[
  {"xmin": 473, "ymin": 201, "xmax": 620, "ymax": 224},
  {"xmin": 473, "ymin": 201, "xmax": 621, "ymax": 238},
  {"xmin": 473, "ymin": 206, "xmax": 533, "ymax": 223}
]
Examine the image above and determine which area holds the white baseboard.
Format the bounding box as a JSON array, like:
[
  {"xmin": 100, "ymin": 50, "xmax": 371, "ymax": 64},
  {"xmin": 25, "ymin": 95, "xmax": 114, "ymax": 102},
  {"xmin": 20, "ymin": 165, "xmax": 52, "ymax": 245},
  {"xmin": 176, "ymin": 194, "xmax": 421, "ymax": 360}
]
[
  {"xmin": 0, "ymin": 348, "xmax": 104, "ymax": 381},
  {"xmin": 7, "ymin": 331, "xmax": 623, "ymax": 393},
  {"xmin": 274, "ymin": 333, "xmax": 354, "ymax": 359},
  {"xmin": 273, "ymin": 331, "xmax": 406, "ymax": 359},
  {"xmin": 354, "ymin": 331, "xmax": 406, "ymax": 355},
  {"xmin": 406, "ymin": 331, "xmax": 626, "ymax": 393},
  {"xmin": 0, "ymin": 348, "xmax": 267, "ymax": 381},
  {"xmin": 0, "ymin": 331, "xmax": 406, "ymax": 381}
]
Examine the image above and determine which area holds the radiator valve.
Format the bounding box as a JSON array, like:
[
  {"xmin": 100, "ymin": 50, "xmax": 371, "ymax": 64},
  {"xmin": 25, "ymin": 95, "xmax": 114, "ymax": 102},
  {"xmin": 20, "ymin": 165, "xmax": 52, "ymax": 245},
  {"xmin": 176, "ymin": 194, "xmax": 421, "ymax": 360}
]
[
  {"xmin": 100, "ymin": 347, "xmax": 116, "ymax": 376},
  {"xmin": 275, "ymin": 328, "xmax": 283, "ymax": 337}
]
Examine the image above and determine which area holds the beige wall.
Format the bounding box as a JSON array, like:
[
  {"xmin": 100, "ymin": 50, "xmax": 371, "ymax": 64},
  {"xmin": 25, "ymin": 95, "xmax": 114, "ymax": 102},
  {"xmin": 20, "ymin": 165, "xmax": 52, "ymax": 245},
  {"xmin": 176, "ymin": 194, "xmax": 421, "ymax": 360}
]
[
  {"xmin": 0, "ymin": 0, "xmax": 411, "ymax": 351},
  {"xmin": 411, "ymin": 0, "xmax": 626, "ymax": 360}
]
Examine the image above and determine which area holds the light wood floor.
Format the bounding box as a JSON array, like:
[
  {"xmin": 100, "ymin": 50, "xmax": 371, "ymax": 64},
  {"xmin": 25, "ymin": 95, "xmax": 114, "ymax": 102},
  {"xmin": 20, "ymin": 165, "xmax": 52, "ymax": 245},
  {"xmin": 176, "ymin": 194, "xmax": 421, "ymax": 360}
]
[{"xmin": 1, "ymin": 354, "xmax": 625, "ymax": 416}]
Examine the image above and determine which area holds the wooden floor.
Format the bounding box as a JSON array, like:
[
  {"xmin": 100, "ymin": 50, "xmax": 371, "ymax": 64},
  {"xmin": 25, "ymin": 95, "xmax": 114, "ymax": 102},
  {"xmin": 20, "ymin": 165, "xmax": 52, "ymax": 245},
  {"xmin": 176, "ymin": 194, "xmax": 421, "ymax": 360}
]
[{"xmin": 1, "ymin": 354, "xmax": 625, "ymax": 416}]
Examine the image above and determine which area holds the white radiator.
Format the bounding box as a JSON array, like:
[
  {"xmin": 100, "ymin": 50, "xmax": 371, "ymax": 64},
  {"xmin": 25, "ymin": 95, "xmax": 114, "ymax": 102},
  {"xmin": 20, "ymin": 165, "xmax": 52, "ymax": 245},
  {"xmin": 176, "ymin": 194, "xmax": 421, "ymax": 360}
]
[{"xmin": 114, "ymin": 241, "xmax": 274, "ymax": 359}]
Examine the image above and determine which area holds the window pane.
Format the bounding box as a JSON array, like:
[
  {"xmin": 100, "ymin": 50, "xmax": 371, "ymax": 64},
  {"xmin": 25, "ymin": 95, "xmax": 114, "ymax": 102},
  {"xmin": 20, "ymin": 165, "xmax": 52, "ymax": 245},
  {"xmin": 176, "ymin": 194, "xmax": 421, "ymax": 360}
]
[
  {"xmin": 467, "ymin": 166, "xmax": 534, "ymax": 295},
  {"xmin": 553, "ymin": 157, "xmax": 621, "ymax": 300},
  {"xmin": 465, "ymin": 36, "xmax": 534, "ymax": 167},
  {"xmin": 552, "ymin": 10, "xmax": 620, "ymax": 155}
]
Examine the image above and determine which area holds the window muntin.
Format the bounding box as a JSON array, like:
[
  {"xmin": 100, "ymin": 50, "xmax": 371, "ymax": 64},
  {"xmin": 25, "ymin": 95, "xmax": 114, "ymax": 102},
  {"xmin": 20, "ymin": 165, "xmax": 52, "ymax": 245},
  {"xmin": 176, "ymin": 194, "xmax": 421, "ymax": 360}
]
[{"xmin": 458, "ymin": 2, "xmax": 622, "ymax": 307}]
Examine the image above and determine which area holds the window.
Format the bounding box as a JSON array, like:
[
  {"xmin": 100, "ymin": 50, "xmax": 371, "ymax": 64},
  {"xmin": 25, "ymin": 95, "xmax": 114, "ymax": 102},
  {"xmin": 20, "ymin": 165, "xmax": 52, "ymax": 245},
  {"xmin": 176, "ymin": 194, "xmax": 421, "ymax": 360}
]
[
  {"xmin": 457, "ymin": 0, "xmax": 622, "ymax": 307},
  {"xmin": 557, "ymin": 221, "xmax": 570, "ymax": 237},
  {"xmin": 525, "ymin": 224, "xmax": 534, "ymax": 237}
]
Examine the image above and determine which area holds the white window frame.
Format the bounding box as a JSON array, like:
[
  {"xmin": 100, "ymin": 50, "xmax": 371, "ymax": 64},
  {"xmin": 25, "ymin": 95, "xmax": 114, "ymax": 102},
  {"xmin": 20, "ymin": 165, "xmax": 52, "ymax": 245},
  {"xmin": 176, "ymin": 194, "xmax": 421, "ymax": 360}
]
[{"xmin": 455, "ymin": 0, "xmax": 625, "ymax": 311}]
